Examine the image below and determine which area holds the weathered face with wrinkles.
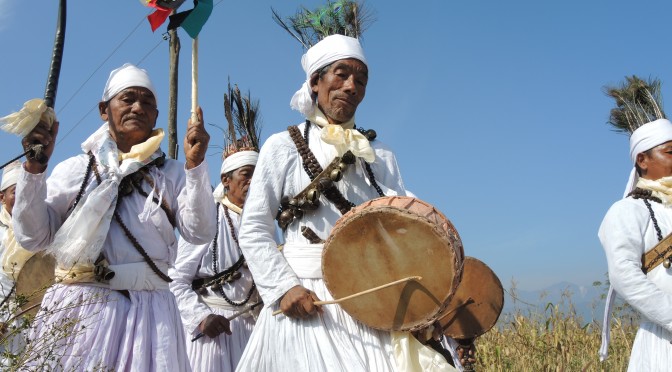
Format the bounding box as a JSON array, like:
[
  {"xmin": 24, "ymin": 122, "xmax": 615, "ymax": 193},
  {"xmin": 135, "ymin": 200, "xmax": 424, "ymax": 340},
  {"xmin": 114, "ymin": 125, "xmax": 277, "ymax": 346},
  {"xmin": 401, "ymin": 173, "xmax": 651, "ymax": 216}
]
[
  {"xmin": 99, "ymin": 87, "xmax": 158, "ymax": 152},
  {"xmin": 311, "ymin": 58, "xmax": 368, "ymax": 124},
  {"xmin": 222, "ymin": 165, "xmax": 255, "ymax": 208}
]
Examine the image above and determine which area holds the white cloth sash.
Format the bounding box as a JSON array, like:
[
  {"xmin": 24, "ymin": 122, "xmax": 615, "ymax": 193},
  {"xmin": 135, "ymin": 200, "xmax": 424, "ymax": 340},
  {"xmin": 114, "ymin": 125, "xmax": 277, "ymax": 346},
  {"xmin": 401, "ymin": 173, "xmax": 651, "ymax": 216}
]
[
  {"xmin": 282, "ymin": 243, "xmax": 324, "ymax": 279},
  {"xmin": 200, "ymin": 293, "xmax": 260, "ymax": 316},
  {"xmin": 106, "ymin": 262, "xmax": 170, "ymax": 291}
]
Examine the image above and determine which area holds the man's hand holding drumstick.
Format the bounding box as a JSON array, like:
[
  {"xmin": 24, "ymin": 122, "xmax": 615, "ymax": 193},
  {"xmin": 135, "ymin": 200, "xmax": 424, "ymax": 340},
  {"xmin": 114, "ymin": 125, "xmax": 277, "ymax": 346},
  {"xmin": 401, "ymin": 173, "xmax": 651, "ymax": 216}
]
[{"xmin": 279, "ymin": 285, "xmax": 323, "ymax": 319}]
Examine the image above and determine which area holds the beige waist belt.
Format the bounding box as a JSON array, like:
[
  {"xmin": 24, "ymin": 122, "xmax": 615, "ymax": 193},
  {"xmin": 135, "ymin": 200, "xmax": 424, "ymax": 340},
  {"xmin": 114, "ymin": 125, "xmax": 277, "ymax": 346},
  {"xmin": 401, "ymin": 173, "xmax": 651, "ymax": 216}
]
[{"xmin": 55, "ymin": 262, "xmax": 169, "ymax": 291}]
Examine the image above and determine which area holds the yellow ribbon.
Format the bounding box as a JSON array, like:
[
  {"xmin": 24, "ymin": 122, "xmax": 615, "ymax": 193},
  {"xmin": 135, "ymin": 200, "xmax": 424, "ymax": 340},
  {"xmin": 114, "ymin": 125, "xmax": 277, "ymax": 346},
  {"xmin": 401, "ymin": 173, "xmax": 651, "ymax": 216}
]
[
  {"xmin": 308, "ymin": 106, "xmax": 375, "ymax": 163},
  {"xmin": 118, "ymin": 128, "xmax": 165, "ymax": 162},
  {"xmin": 637, "ymin": 176, "xmax": 672, "ymax": 205}
]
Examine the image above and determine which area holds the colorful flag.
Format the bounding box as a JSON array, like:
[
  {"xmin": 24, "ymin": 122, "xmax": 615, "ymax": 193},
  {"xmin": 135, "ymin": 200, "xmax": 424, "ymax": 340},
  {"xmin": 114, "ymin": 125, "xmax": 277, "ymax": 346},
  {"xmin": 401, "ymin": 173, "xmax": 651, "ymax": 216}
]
[
  {"xmin": 140, "ymin": 0, "xmax": 187, "ymax": 32},
  {"xmin": 167, "ymin": 0, "xmax": 213, "ymax": 39}
]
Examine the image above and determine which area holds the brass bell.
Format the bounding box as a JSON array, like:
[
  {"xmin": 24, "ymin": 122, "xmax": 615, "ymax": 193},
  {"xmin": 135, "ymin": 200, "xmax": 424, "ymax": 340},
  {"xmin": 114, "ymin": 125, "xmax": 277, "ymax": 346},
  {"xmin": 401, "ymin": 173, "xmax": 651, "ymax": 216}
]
[
  {"xmin": 338, "ymin": 162, "xmax": 348, "ymax": 171},
  {"xmin": 342, "ymin": 152, "xmax": 356, "ymax": 164},
  {"xmin": 664, "ymin": 259, "xmax": 671, "ymax": 269},
  {"xmin": 120, "ymin": 180, "xmax": 133, "ymax": 196},
  {"xmin": 329, "ymin": 169, "xmax": 343, "ymax": 182},
  {"xmin": 318, "ymin": 178, "xmax": 333, "ymax": 191},
  {"xmin": 288, "ymin": 198, "xmax": 299, "ymax": 208},
  {"xmin": 364, "ymin": 129, "xmax": 377, "ymax": 141},
  {"xmin": 306, "ymin": 188, "xmax": 320, "ymax": 204},
  {"xmin": 278, "ymin": 209, "xmax": 295, "ymax": 229},
  {"xmin": 224, "ymin": 271, "xmax": 242, "ymax": 283}
]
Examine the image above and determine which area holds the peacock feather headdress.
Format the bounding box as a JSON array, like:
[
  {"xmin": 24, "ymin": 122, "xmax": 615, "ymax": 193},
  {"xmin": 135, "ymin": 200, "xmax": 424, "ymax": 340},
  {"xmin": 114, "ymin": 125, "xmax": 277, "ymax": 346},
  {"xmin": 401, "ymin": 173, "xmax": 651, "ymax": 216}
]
[
  {"xmin": 604, "ymin": 75, "xmax": 667, "ymax": 134},
  {"xmin": 272, "ymin": 0, "xmax": 374, "ymax": 49},
  {"xmin": 223, "ymin": 80, "xmax": 262, "ymax": 158}
]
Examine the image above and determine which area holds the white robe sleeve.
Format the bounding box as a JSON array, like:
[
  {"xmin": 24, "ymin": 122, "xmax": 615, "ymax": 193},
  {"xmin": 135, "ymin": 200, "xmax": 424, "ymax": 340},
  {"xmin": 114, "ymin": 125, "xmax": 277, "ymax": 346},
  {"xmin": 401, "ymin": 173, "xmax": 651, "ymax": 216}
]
[
  {"xmin": 13, "ymin": 157, "xmax": 85, "ymax": 251},
  {"xmin": 599, "ymin": 199, "xmax": 672, "ymax": 331},
  {"xmin": 169, "ymin": 237, "xmax": 213, "ymax": 334},
  {"xmin": 175, "ymin": 160, "xmax": 216, "ymax": 245},
  {"xmin": 238, "ymin": 134, "xmax": 301, "ymax": 307}
]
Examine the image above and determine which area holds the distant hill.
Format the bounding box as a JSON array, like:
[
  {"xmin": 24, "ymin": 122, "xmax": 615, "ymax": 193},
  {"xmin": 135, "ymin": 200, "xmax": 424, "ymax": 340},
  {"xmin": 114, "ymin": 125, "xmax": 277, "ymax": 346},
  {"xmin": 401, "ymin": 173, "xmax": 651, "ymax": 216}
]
[{"xmin": 501, "ymin": 281, "xmax": 606, "ymax": 324}]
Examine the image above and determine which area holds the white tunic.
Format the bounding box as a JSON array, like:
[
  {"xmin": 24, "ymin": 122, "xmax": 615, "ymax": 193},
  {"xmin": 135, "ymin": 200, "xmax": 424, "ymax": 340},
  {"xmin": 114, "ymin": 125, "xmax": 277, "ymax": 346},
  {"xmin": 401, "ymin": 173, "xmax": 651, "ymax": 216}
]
[
  {"xmin": 236, "ymin": 122, "xmax": 410, "ymax": 372},
  {"xmin": 0, "ymin": 220, "xmax": 27, "ymax": 368},
  {"xmin": 170, "ymin": 203, "xmax": 260, "ymax": 372},
  {"xmin": 600, "ymin": 197, "xmax": 672, "ymax": 371},
  {"xmin": 12, "ymin": 153, "xmax": 216, "ymax": 371}
]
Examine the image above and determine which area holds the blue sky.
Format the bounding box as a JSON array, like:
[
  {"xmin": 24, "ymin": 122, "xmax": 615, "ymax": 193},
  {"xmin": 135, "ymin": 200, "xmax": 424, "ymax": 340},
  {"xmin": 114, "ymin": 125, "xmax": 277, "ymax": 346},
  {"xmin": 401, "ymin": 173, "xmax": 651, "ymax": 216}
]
[{"xmin": 1, "ymin": 0, "xmax": 669, "ymax": 291}]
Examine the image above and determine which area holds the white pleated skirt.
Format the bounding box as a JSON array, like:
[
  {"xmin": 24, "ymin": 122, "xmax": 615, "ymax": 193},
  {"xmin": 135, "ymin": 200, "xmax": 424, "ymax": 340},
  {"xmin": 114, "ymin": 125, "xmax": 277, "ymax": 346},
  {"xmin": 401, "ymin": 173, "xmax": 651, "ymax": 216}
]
[
  {"xmin": 24, "ymin": 283, "xmax": 191, "ymax": 371},
  {"xmin": 235, "ymin": 278, "xmax": 397, "ymax": 372},
  {"xmin": 628, "ymin": 321, "xmax": 672, "ymax": 371},
  {"xmin": 184, "ymin": 305, "xmax": 255, "ymax": 372}
]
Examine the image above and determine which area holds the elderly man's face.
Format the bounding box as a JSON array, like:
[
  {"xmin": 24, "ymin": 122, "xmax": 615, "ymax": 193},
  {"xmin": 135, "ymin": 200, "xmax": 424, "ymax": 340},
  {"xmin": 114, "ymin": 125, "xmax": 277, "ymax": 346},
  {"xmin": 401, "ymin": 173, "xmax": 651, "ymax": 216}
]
[
  {"xmin": 311, "ymin": 58, "xmax": 368, "ymax": 124},
  {"xmin": 222, "ymin": 165, "xmax": 255, "ymax": 208},
  {"xmin": 0, "ymin": 185, "xmax": 16, "ymax": 216},
  {"xmin": 99, "ymin": 87, "xmax": 158, "ymax": 152}
]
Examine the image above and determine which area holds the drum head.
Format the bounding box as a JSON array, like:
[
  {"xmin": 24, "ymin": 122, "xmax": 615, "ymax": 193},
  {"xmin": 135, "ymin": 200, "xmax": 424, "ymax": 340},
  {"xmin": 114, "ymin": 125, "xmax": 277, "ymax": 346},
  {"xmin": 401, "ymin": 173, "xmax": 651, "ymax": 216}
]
[
  {"xmin": 323, "ymin": 196, "xmax": 463, "ymax": 332},
  {"xmin": 439, "ymin": 256, "xmax": 504, "ymax": 339},
  {"xmin": 16, "ymin": 251, "xmax": 56, "ymax": 317}
]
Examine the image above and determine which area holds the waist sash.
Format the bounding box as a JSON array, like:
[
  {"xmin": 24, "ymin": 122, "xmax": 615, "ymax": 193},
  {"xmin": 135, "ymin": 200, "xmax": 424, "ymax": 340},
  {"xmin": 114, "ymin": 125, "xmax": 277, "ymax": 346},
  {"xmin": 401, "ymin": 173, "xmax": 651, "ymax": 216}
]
[
  {"xmin": 55, "ymin": 261, "xmax": 170, "ymax": 291},
  {"xmin": 283, "ymin": 242, "xmax": 323, "ymax": 279}
]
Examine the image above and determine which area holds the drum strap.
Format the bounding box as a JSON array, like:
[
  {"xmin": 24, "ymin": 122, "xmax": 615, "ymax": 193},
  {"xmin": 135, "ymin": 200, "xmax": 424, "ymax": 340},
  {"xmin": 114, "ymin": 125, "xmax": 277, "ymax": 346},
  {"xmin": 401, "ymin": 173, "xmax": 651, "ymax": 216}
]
[
  {"xmin": 288, "ymin": 124, "xmax": 355, "ymax": 214},
  {"xmin": 630, "ymin": 188, "xmax": 671, "ymax": 274}
]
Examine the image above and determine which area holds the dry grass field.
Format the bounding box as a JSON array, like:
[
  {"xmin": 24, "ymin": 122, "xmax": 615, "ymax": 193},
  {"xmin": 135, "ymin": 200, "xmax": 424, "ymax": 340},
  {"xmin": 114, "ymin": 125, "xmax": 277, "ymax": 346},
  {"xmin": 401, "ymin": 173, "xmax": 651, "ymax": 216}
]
[{"xmin": 472, "ymin": 281, "xmax": 637, "ymax": 371}]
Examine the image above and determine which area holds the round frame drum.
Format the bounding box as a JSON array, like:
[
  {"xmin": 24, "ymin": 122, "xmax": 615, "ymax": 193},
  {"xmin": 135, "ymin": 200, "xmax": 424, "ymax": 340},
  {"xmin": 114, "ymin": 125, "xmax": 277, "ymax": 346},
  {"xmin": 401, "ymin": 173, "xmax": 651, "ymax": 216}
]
[
  {"xmin": 438, "ymin": 256, "xmax": 504, "ymax": 339},
  {"xmin": 322, "ymin": 196, "xmax": 463, "ymax": 332},
  {"xmin": 16, "ymin": 251, "xmax": 56, "ymax": 317}
]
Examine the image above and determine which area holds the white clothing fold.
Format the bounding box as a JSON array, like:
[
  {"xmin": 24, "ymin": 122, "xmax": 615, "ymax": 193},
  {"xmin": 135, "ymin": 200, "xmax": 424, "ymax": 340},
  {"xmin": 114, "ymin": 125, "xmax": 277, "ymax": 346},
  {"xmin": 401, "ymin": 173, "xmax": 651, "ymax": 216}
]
[{"xmin": 599, "ymin": 197, "xmax": 672, "ymax": 369}]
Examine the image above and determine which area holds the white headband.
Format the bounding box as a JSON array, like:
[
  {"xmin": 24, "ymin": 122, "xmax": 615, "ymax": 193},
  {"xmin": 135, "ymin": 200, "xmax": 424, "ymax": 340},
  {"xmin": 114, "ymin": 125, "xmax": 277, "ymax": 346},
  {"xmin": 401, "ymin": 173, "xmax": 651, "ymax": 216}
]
[
  {"xmin": 1, "ymin": 160, "xmax": 21, "ymax": 191},
  {"xmin": 102, "ymin": 63, "xmax": 157, "ymax": 102},
  {"xmin": 623, "ymin": 118, "xmax": 672, "ymax": 196},
  {"xmin": 213, "ymin": 151, "xmax": 259, "ymax": 201},
  {"xmin": 220, "ymin": 151, "xmax": 258, "ymax": 175},
  {"xmin": 290, "ymin": 34, "xmax": 367, "ymax": 118}
]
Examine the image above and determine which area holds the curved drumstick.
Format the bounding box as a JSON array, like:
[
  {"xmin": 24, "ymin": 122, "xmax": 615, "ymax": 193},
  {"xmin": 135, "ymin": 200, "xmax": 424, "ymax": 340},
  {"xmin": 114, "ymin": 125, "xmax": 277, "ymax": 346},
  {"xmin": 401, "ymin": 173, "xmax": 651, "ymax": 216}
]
[{"xmin": 272, "ymin": 276, "xmax": 422, "ymax": 316}]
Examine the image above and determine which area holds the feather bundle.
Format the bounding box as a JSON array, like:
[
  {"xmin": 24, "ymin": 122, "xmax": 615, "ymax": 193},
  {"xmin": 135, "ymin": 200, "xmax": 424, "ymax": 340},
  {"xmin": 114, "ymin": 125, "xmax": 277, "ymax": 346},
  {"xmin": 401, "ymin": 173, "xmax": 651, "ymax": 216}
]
[
  {"xmin": 223, "ymin": 80, "xmax": 262, "ymax": 157},
  {"xmin": 272, "ymin": 0, "xmax": 374, "ymax": 49},
  {"xmin": 604, "ymin": 76, "xmax": 666, "ymax": 134}
]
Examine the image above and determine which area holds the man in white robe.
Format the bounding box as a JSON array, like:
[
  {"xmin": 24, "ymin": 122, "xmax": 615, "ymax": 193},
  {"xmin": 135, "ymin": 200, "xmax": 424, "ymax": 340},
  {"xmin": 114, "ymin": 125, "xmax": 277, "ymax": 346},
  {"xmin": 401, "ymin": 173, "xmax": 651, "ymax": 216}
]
[
  {"xmin": 600, "ymin": 117, "xmax": 672, "ymax": 370},
  {"xmin": 170, "ymin": 150, "xmax": 261, "ymax": 372},
  {"xmin": 235, "ymin": 34, "xmax": 455, "ymax": 372},
  {"xmin": 12, "ymin": 63, "xmax": 216, "ymax": 371},
  {"xmin": 0, "ymin": 160, "xmax": 31, "ymax": 366}
]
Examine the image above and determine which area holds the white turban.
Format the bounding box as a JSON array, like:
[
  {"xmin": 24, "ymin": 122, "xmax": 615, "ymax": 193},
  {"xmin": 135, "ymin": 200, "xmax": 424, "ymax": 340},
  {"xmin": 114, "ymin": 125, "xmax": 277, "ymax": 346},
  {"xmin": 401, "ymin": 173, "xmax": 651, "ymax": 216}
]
[
  {"xmin": 290, "ymin": 34, "xmax": 367, "ymax": 118},
  {"xmin": 102, "ymin": 63, "xmax": 157, "ymax": 102},
  {"xmin": 1, "ymin": 160, "xmax": 21, "ymax": 192},
  {"xmin": 212, "ymin": 151, "xmax": 259, "ymax": 201},
  {"xmin": 623, "ymin": 118, "xmax": 672, "ymax": 196}
]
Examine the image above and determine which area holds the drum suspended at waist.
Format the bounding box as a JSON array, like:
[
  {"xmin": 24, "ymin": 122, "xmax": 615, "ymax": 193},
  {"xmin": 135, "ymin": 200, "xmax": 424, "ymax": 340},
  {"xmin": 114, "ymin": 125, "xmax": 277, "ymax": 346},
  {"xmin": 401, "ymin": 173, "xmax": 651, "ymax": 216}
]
[{"xmin": 322, "ymin": 196, "xmax": 464, "ymax": 332}]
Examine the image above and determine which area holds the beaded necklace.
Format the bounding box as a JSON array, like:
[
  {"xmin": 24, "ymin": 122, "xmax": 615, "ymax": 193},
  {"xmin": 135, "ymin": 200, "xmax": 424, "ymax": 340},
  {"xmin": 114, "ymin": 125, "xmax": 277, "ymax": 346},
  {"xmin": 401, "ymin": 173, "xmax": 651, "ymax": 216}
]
[
  {"xmin": 630, "ymin": 187, "xmax": 668, "ymax": 273},
  {"xmin": 82, "ymin": 152, "xmax": 173, "ymax": 282},
  {"xmin": 211, "ymin": 203, "xmax": 256, "ymax": 307}
]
